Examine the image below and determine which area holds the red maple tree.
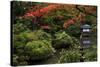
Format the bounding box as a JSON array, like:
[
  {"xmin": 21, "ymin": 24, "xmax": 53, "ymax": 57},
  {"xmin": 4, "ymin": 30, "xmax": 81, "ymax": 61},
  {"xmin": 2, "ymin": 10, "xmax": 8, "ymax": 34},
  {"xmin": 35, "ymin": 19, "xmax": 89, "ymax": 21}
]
[{"xmin": 24, "ymin": 4, "xmax": 60, "ymax": 17}]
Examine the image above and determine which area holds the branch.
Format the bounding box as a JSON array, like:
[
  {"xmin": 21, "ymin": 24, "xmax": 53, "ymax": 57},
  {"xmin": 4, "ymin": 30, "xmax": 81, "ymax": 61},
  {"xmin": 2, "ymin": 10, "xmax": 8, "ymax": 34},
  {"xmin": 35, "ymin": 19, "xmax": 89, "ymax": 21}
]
[{"xmin": 75, "ymin": 5, "xmax": 97, "ymax": 18}]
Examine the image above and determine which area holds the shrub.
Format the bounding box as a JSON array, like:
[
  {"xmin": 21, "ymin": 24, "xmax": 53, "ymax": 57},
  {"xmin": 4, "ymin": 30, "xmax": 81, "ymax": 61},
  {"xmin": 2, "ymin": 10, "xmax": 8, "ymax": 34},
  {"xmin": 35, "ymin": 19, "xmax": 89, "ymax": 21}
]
[
  {"xmin": 13, "ymin": 30, "xmax": 52, "ymax": 44},
  {"xmin": 13, "ymin": 23, "xmax": 29, "ymax": 34},
  {"xmin": 58, "ymin": 49, "xmax": 81, "ymax": 63},
  {"xmin": 12, "ymin": 54, "xmax": 19, "ymax": 66},
  {"xmin": 52, "ymin": 31, "xmax": 80, "ymax": 49},
  {"xmin": 65, "ymin": 23, "xmax": 81, "ymax": 38},
  {"xmin": 13, "ymin": 18, "xmax": 33, "ymax": 34},
  {"xmin": 25, "ymin": 30, "xmax": 52, "ymax": 41},
  {"xmin": 12, "ymin": 54, "xmax": 29, "ymax": 66},
  {"xmin": 13, "ymin": 34, "xmax": 27, "ymax": 55},
  {"xmin": 13, "ymin": 30, "xmax": 54, "ymax": 65},
  {"xmin": 13, "ymin": 30, "xmax": 52, "ymax": 53},
  {"xmin": 83, "ymin": 48, "xmax": 97, "ymax": 61},
  {"xmin": 25, "ymin": 40, "xmax": 56, "ymax": 60}
]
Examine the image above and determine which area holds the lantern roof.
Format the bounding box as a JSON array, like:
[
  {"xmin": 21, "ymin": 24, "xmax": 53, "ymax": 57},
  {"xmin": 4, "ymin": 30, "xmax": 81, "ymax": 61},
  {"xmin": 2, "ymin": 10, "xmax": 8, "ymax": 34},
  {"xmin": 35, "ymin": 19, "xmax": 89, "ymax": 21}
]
[{"xmin": 81, "ymin": 24, "xmax": 91, "ymax": 29}]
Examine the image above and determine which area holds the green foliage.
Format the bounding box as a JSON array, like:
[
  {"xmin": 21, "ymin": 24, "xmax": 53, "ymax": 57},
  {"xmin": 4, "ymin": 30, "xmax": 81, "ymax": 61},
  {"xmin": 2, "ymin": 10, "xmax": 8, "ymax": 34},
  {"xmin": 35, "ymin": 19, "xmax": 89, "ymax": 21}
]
[
  {"xmin": 57, "ymin": 48, "xmax": 97, "ymax": 63},
  {"xmin": 58, "ymin": 49, "xmax": 81, "ymax": 63},
  {"xmin": 13, "ymin": 18, "xmax": 34, "ymax": 34},
  {"xmin": 13, "ymin": 34, "xmax": 27, "ymax": 55},
  {"xmin": 12, "ymin": 54, "xmax": 29, "ymax": 66},
  {"xmin": 41, "ymin": 9, "xmax": 73, "ymax": 32},
  {"xmin": 85, "ymin": 15, "xmax": 97, "ymax": 24},
  {"xmin": 13, "ymin": 30, "xmax": 52, "ymax": 52},
  {"xmin": 13, "ymin": 23, "xmax": 29, "ymax": 34},
  {"xmin": 65, "ymin": 22, "xmax": 81, "ymax": 37},
  {"xmin": 25, "ymin": 40, "xmax": 55, "ymax": 60},
  {"xmin": 52, "ymin": 31, "xmax": 80, "ymax": 49},
  {"xmin": 71, "ymin": 37, "xmax": 81, "ymax": 48},
  {"xmin": 13, "ymin": 54, "xmax": 19, "ymax": 65},
  {"xmin": 83, "ymin": 48, "xmax": 97, "ymax": 61},
  {"xmin": 13, "ymin": 30, "xmax": 55, "ymax": 65},
  {"xmin": 26, "ymin": 30, "xmax": 52, "ymax": 41},
  {"xmin": 53, "ymin": 31, "xmax": 72, "ymax": 49},
  {"xmin": 12, "ymin": 2, "xmax": 97, "ymax": 65},
  {"xmin": 12, "ymin": 1, "xmax": 31, "ymax": 16}
]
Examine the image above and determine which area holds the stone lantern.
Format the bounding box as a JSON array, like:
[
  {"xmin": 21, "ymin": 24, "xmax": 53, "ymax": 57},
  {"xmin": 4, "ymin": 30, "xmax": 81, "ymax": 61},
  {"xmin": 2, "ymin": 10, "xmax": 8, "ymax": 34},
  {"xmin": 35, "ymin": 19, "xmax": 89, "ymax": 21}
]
[{"xmin": 80, "ymin": 24, "xmax": 92, "ymax": 48}]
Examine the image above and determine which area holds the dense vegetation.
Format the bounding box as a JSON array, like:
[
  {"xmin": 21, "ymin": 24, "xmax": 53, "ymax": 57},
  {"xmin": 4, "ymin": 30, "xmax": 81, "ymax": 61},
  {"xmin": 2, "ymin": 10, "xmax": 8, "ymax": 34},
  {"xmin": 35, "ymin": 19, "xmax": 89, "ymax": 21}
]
[{"xmin": 11, "ymin": 1, "xmax": 97, "ymax": 66}]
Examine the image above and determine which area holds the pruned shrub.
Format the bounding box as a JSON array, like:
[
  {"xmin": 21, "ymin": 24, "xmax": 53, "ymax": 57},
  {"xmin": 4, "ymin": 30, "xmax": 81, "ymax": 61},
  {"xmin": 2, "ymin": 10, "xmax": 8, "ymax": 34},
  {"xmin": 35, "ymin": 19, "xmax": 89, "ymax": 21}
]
[
  {"xmin": 26, "ymin": 30, "xmax": 52, "ymax": 41},
  {"xmin": 25, "ymin": 40, "xmax": 56, "ymax": 60},
  {"xmin": 52, "ymin": 31, "xmax": 80, "ymax": 49},
  {"xmin": 13, "ymin": 30, "xmax": 54, "ymax": 65}
]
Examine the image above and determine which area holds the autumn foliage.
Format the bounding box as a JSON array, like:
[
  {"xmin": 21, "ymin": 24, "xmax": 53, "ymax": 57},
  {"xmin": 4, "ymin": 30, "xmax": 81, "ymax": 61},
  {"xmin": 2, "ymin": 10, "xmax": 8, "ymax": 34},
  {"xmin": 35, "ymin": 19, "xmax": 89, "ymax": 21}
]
[
  {"xmin": 25, "ymin": 4, "xmax": 60, "ymax": 17},
  {"xmin": 63, "ymin": 18, "xmax": 76, "ymax": 29}
]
